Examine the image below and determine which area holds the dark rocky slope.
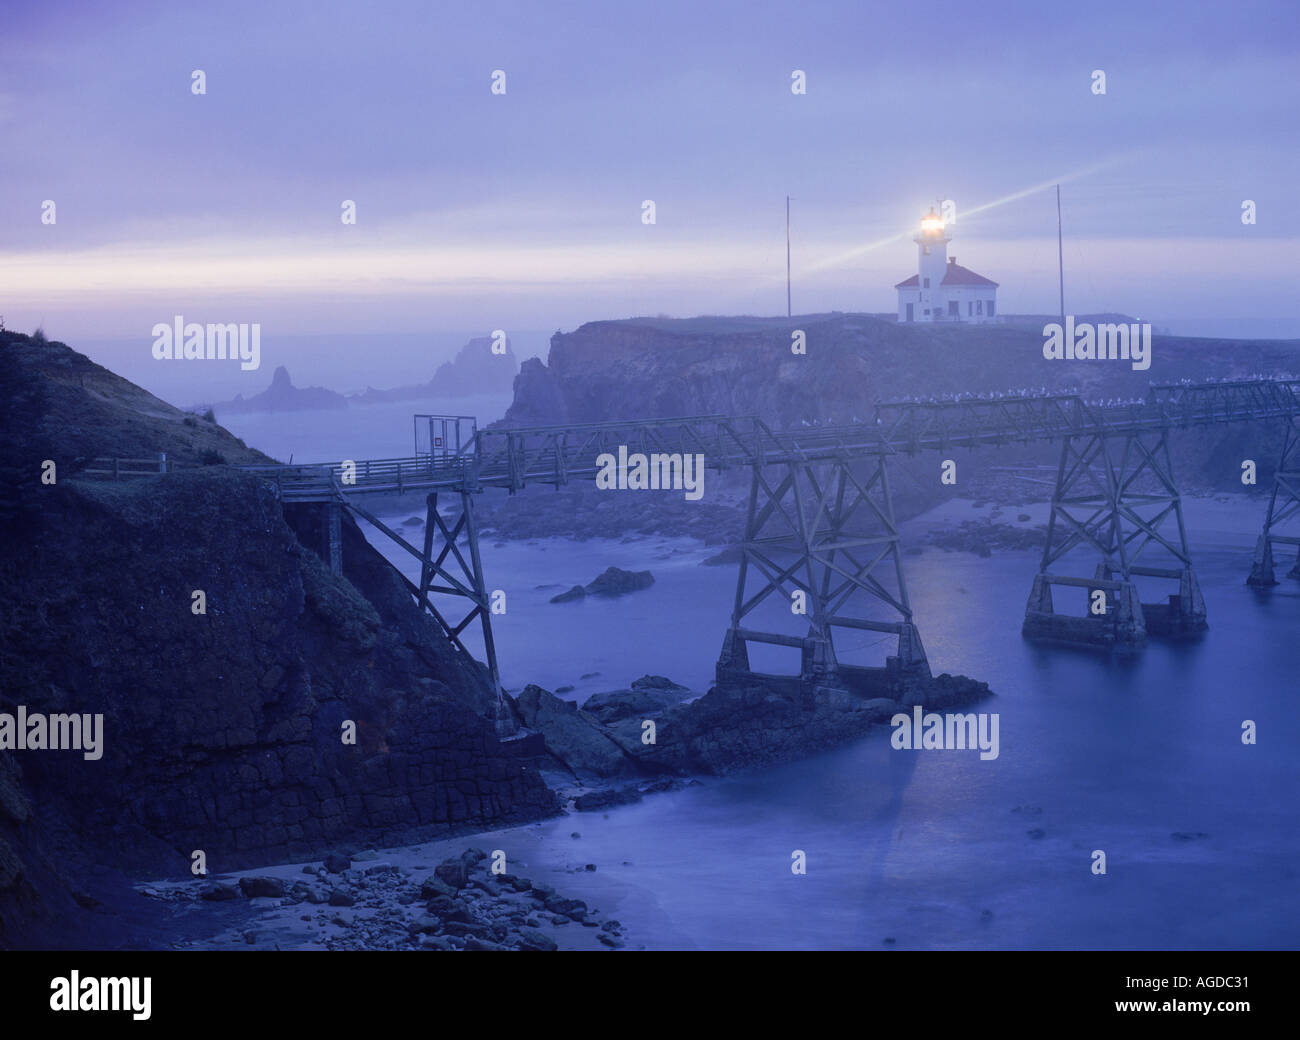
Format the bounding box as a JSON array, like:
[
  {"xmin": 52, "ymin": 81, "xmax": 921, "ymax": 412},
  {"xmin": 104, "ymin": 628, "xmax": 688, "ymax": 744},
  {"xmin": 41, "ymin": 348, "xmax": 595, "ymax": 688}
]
[
  {"xmin": 0, "ymin": 330, "xmax": 269, "ymax": 471},
  {"xmin": 0, "ymin": 331, "xmax": 555, "ymax": 949}
]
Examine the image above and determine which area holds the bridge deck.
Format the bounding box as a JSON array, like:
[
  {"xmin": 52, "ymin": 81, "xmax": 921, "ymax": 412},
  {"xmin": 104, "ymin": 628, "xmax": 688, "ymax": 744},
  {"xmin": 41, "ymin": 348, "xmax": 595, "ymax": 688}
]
[
  {"xmin": 241, "ymin": 414, "xmax": 903, "ymax": 501},
  {"xmin": 235, "ymin": 378, "xmax": 1300, "ymax": 501}
]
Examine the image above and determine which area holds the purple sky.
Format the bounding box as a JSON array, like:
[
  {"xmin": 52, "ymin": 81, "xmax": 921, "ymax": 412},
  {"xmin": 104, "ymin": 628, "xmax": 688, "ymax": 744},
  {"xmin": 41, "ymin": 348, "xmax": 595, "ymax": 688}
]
[{"xmin": 2, "ymin": 0, "xmax": 1297, "ymax": 400}]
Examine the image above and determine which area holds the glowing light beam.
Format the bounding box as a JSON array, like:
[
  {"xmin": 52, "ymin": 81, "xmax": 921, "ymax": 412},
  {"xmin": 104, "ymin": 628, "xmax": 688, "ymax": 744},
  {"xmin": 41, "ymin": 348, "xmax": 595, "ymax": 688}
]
[{"xmin": 798, "ymin": 152, "xmax": 1139, "ymax": 279}]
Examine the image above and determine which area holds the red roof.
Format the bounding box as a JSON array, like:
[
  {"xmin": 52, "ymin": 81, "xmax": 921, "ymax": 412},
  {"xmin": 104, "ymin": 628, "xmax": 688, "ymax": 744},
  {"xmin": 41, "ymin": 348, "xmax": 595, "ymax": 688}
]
[
  {"xmin": 941, "ymin": 262, "xmax": 998, "ymax": 287},
  {"xmin": 895, "ymin": 262, "xmax": 998, "ymax": 290}
]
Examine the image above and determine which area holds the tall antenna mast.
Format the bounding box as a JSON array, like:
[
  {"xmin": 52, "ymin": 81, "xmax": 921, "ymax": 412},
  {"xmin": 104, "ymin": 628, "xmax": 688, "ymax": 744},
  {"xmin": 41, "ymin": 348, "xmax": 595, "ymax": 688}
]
[
  {"xmin": 786, "ymin": 195, "xmax": 792, "ymax": 318},
  {"xmin": 1056, "ymin": 184, "xmax": 1065, "ymax": 324}
]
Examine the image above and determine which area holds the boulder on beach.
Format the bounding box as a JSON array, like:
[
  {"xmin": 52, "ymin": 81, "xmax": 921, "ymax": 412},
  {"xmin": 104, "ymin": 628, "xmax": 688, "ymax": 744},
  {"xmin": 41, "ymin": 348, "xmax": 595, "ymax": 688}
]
[
  {"xmin": 514, "ymin": 684, "xmax": 632, "ymax": 777},
  {"xmin": 420, "ymin": 875, "xmax": 459, "ymax": 900},
  {"xmin": 323, "ymin": 852, "xmax": 351, "ymax": 874},
  {"xmin": 200, "ymin": 881, "xmax": 241, "ymax": 901},
  {"xmin": 238, "ymin": 876, "xmax": 287, "ymax": 899},
  {"xmin": 516, "ymin": 927, "xmax": 558, "ymax": 952},
  {"xmin": 434, "ymin": 856, "xmax": 469, "ymax": 890}
]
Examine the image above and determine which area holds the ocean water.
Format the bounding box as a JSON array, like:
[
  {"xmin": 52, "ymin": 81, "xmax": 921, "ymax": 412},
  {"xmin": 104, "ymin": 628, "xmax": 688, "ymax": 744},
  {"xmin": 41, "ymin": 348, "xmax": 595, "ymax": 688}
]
[
  {"xmin": 219, "ymin": 391, "xmax": 1298, "ymax": 948},
  {"xmin": 366, "ymin": 513, "xmax": 1300, "ymax": 951},
  {"xmin": 216, "ymin": 393, "xmax": 513, "ymax": 464}
]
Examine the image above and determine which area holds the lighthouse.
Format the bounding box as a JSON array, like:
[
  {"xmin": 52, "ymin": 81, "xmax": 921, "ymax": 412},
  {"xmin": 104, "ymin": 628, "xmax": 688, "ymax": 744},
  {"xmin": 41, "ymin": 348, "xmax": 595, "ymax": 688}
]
[{"xmin": 895, "ymin": 207, "xmax": 998, "ymax": 323}]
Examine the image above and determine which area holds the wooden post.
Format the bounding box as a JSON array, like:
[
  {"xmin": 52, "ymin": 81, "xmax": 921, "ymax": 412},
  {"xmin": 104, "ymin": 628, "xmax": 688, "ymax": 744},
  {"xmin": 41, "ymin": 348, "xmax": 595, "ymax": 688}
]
[
  {"xmin": 460, "ymin": 490, "xmax": 502, "ymax": 694},
  {"xmin": 419, "ymin": 493, "xmax": 437, "ymax": 609},
  {"xmin": 786, "ymin": 194, "xmax": 792, "ymax": 318},
  {"xmin": 1056, "ymin": 184, "xmax": 1065, "ymax": 326},
  {"xmin": 327, "ymin": 501, "xmax": 342, "ymax": 574}
]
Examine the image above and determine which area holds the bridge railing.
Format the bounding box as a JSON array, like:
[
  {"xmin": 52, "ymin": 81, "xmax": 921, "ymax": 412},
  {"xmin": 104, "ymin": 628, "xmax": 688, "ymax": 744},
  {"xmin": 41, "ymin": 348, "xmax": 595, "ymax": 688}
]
[
  {"xmin": 468, "ymin": 415, "xmax": 749, "ymax": 490},
  {"xmin": 465, "ymin": 414, "xmax": 901, "ymax": 490},
  {"xmin": 875, "ymin": 380, "xmax": 1300, "ymax": 452},
  {"xmin": 873, "ymin": 394, "xmax": 1102, "ymax": 450},
  {"xmin": 82, "ymin": 454, "xmax": 185, "ymax": 479},
  {"xmin": 226, "ymin": 378, "xmax": 1300, "ymax": 496},
  {"xmin": 239, "ymin": 415, "xmax": 905, "ymax": 498},
  {"xmin": 1146, "ymin": 379, "xmax": 1300, "ymax": 426},
  {"xmin": 240, "ymin": 454, "xmax": 474, "ymax": 499}
]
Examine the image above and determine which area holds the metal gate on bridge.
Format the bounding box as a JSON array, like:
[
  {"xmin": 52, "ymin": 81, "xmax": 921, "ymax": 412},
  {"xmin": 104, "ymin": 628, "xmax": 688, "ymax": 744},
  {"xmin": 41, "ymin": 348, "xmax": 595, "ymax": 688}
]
[{"xmin": 415, "ymin": 414, "xmax": 477, "ymax": 461}]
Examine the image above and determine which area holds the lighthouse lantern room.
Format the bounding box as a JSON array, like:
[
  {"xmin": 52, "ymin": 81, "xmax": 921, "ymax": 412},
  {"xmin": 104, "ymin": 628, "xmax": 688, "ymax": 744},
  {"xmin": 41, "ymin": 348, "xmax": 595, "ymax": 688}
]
[{"xmin": 895, "ymin": 207, "xmax": 999, "ymax": 323}]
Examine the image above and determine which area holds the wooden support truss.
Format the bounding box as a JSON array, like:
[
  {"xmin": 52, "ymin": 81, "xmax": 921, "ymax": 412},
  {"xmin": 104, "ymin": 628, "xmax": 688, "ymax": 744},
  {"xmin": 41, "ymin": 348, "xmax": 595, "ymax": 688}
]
[
  {"xmin": 337, "ymin": 490, "xmax": 516, "ymax": 737},
  {"xmin": 1025, "ymin": 428, "xmax": 1206, "ymax": 645},
  {"xmin": 1248, "ymin": 415, "xmax": 1300, "ymax": 586},
  {"xmin": 717, "ymin": 451, "xmax": 929, "ymax": 691}
]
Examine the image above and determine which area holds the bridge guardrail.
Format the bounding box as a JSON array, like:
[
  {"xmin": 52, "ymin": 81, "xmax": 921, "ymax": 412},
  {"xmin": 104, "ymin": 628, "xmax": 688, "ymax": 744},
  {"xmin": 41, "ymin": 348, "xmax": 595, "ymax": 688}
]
[
  {"xmin": 82, "ymin": 454, "xmax": 185, "ymax": 479},
  {"xmin": 88, "ymin": 379, "xmax": 1300, "ymax": 495}
]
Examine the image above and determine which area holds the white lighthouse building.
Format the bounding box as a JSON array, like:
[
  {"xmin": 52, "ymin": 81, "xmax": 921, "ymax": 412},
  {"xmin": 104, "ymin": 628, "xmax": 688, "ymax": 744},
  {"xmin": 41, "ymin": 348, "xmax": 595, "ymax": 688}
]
[{"xmin": 895, "ymin": 208, "xmax": 998, "ymax": 323}]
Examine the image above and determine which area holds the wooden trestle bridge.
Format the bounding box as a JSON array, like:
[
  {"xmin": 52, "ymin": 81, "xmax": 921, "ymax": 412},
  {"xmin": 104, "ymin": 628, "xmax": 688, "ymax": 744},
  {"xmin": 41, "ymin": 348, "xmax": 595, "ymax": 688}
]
[{"xmin": 203, "ymin": 377, "xmax": 1300, "ymax": 728}]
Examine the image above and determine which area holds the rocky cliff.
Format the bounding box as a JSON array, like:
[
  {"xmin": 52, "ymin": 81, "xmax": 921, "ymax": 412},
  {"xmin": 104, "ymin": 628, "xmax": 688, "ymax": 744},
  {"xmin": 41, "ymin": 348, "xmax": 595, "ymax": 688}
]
[
  {"xmin": 501, "ymin": 314, "xmax": 1300, "ymax": 495},
  {"xmin": 506, "ymin": 314, "xmax": 1300, "ymax": 426},
  {"xmin": 0, "ymin": 332, "xmax": 556, "ymax": 949}
]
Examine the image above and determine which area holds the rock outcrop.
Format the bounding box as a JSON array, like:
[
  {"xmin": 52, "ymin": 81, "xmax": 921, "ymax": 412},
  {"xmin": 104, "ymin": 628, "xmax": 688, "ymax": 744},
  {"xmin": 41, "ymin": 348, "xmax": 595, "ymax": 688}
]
[
  {"xmin": 514, "ymin": 672, "xmax": 991, "ymax": 782},
  {"xmin": 513, "ymin": 686, "xmax": 633, "ymax": 779},
  {"xmin": 614, "ymin": 674, "xmax": 994, "ymax": 775},
  {"xmin": 549, "ymin": 566, "xmax": 655, "ymax": 603},
  {"xmin": 580, "ymin": 676, "xmax": 692, "ymax": 725},
  {"xmin": 585, "ymin": 567, "xmax": 654, "ymax": 596},
  {"xmin": 213, "ymin": 365, "xmax": 348, "ymax": 414},
  {"xmin": 353, "ymin": 335, "xmax": 519, "ymax": 403}
]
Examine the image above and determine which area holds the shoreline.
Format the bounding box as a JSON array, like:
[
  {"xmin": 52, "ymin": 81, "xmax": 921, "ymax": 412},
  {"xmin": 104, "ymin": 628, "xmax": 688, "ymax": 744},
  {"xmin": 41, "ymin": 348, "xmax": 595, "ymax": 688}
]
[{"xmin": 141, "ymin": 839, "xmax": 638, "ymax": 951}]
